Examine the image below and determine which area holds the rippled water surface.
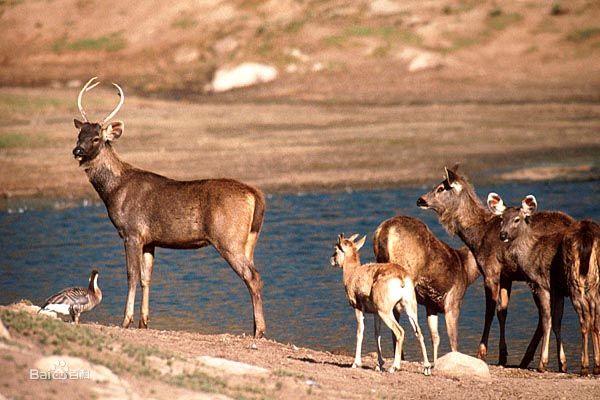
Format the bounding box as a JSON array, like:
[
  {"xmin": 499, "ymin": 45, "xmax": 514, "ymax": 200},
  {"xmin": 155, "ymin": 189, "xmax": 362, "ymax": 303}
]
[{"xmin": 1, "ymin": 180, "xmax": 598, "ymax": 369}]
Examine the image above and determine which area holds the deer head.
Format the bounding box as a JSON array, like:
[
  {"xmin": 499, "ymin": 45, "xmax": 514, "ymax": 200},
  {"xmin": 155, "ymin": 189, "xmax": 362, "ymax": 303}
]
[
  {"xmin": 72, "ymin": 77, "xmax": 125, "ymax": 165},
  {"xmin": 330, "ymin": 233, "xmax": 366, "ymax": 268},
  {"xmin": 417, "ymin": 164, "xmax": 464, "ymax": 214},
  {"xmin": 487, "ymin": 192, "xmax": 537, "ymax": 242}
]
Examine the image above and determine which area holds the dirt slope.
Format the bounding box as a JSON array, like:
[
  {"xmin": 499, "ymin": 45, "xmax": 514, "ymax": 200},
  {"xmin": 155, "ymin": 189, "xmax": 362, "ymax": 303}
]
[{"xmin": 1, "ymin": 0, "xmax": 599, "ymax": 102}]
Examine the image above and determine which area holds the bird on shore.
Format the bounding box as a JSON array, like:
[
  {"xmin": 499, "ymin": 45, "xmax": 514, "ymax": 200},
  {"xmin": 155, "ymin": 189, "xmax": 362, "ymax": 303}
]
[{"xmin": 40, "ymin": 269, "xmax": 102, "ymax": 324}]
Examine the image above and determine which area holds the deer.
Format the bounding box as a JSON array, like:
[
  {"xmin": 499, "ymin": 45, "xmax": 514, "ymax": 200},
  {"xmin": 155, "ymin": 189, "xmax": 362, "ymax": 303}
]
[
  {"xmin": 417, "ymin": 166, "xmax": 573, "ymax": 371},
  {"xmin": 330, "ymin": 234, "xmax": 432, "ymax": 375},
  {"xmin": 560, "ymin": 219, "xmax": 600, "ymax": 376},
  {"xmin": 71, "ymin": 77, "xmax": 267, "ymax": 338},
  {"xmin": 487, "ymin": 193, "xmax": 576, "ymax": 372},
  {"xmin": 489, "ymin": 193, "xmax": 600, "ymax": 375},
  {"xmin": 373, "ymin": 215, "xmax": 479, "ymax": 364}
]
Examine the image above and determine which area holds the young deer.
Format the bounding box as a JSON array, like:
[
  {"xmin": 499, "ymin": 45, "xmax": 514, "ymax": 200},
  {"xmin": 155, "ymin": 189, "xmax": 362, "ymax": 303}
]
[
  {"xmin": 489, "ymin": 193, "xmax": 600, "ymax": 374},
  {"xmin": 330, "ymin": 234, "xmax": 432, "ymax": 375},
  {"xmin": 72, "ymin": 78, "xmax": 267, "ymax": 337},
  {"xmin": 417, "ymin": 166, "xmax": 573, "ymax": 369},
  {"xmin": 561, "ymin": 220, "xmax": 600, "ymax": 376},
  {"xmin": 374, "ymin": 215, "xmax": 479, "ymax": 364}
]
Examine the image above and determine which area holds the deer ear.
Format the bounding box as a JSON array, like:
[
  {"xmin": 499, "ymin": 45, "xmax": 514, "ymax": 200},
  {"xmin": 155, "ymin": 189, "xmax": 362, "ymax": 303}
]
[
  {"xmin": 521, "ymin": 195, "xmax": 537, "ymax": 216},
  {"xmin": 347, "ymin": 233, "xmax": 359, "ymax": 242},
  {"xmin": 102, "ymin": 121, "xmax": 124, "ymax": 141},
  {"xmin": 354, "ymin": 235, "xmax": 367, "ymax": 251},
  {"xmin": 74, "ymin": 119, "xmax": 84, "ymax": 129},
  {"xmin": 487, "ymin": 192, "xmax": 506, "ymax": 215}
]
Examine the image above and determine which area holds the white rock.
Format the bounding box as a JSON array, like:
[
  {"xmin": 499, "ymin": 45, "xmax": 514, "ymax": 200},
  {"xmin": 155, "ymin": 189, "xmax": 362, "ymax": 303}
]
[
  {"xmin": 434, "ymin": 352, "xmax": 491, "ymax": 379},
  {"xmin": 0, "ymin": 318, "xmax": 10, "ymax": 340},
  {"xmin": 208, "ymin": 62, "xmax": 278, "ymax": 92},
  {"xmin": 197, "ymin": 355, "xmax": 269, "ymax": 376},
  {"xmin": 369, "ymin": 0, "xmax": 405, "ymax": 15},
  {"xmin": 174, "ymin": 47, "xmax": 200, "ymax": 64},
  {"xmin": 397, "ymin": 47, "xmax": 445, "ymax": 72}
]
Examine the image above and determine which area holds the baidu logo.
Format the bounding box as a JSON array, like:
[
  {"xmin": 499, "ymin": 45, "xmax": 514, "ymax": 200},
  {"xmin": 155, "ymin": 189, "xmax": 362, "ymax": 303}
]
[{"xmin": 30, "ymin": 359, "xmax": 90, "ymax": 380}]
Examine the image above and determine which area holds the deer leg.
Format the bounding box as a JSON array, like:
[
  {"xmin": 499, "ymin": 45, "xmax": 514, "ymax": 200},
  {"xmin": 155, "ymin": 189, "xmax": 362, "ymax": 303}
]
[
  {"xmin": 139, "ymin": 246, "xmax": 155, "ymax": 329},
  {"xmin": 374, "ymin": 313, "xmax": 384, "ymax": 371},
  {"xmin": 426, "ymin": 307, "xmax": 440, "ymax": 365},
  {"xmin": 122, "ymin": 238, "xmax": 142, "ymax": 328},
  {"xmin": 519, "ymin": 291, "xmax": 545, "ymax": 369},
  {"xmin": 572, "ymin": 296, "xmax": 590, "ymax": 375},
  {"xmin": 551, "ymin": 292, "xmax": 567, "ymax": 372},
  {"xmin": 496, "ymin": 279, "xmax": 512, "ymax": 366},
  {"xmin": 378, "ymin": 310, "xmax": 405, "ymax": 373},
  {"xmin": 392, "ymin": 305, "xmax": 405, "ymax": 360},
  {"xmin": 478, "ymin": 284, "xmax": 497, "ymax": 361},
  {"xmin": 404, "ymin": 298, "xmax": 431, "ymax": 376},
  {"xmin": 535, "ymin": 290, "xmax": 552, "ymax": 372},
  {"xmin": 352, "ymin": 308, "xmax": 365, "ymax": 369},
  {"xmin": 218, "ymin": 249, "xmax": 266, "ymax": 338},
  {"xmin": 588, "ymin": 295, "xmax": 600, "ymax": 375},
  {"xmin": 445, "ymin": 306, "xmax": 460, "ymax": 355}
]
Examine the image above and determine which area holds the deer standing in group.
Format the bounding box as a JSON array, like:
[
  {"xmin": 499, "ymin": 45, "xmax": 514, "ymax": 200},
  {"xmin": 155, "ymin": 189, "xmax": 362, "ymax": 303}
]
[
  {"xmin": 331, "ymin": 234, "xmax": 432, "ymax": 375},
  {"xmin": 72, "ymin": 78, "xmax": 267, "ymax": 337},
  {"xmin": 489, "ymin": 193, "xmax": 600, "ymax": 375},
  {"xmin": 417, "ymin": 167, "xmax": 573, "ymax": 371},
  {"xmin": 373, "ymin": 215, "xmax": 479, "ymax": 364}
]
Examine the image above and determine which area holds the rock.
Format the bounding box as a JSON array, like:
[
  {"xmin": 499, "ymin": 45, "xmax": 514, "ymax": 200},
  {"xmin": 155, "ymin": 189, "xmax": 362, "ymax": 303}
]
[
  {"xmin": 207, "ymin": 62, "xmax": 278, "ymax": 93},
  {"xmin": 213, "ymin": 37, "xmax": 239, "ymax": 55},
  {"xmin": 197, "ymin": 356, "xmax": 269, "ymax": 376},
  {"xmin": 174, "ymin": 46, "xmax": 200, "ymax": 64},
  {"xmin": 0, "ymin": 318, "xmax": 10, "ymax": 340},
  {"xmin": 396, "ymin": 47, "xmax": 445, "ymax": 72},
  {"xmin": 434, "ymin": 352, "xmax": 491, "ymax": 379},
  {"xmin": 369, "ymin": 0, "xmax": 405, "ymax": 15}
]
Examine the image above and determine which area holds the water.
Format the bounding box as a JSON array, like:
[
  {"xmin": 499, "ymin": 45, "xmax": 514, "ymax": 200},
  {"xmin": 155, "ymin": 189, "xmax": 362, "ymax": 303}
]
[{"xmin": 1, "ymin": 180, "xmax": 598, "ymax": 369}]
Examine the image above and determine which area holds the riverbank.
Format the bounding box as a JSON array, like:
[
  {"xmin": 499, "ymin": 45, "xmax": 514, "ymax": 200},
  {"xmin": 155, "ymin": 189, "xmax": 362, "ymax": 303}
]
[
  {"xmin": 0, "ymin": 302, "xmax": 598, "ymax": 400},
  {"xmin": 1, "ymin": 87, "xmax": 599, "ymax": 207}
]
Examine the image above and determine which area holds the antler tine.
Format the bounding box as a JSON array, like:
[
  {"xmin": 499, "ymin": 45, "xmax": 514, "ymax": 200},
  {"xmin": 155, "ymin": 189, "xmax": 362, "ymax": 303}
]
[
  {"xmin": 77, "ymin": 76, "xmax": 99, "ymax": 122},
  {"xmin": 101, "ymin": 83, "xmax": 124, "ymax": 125}
]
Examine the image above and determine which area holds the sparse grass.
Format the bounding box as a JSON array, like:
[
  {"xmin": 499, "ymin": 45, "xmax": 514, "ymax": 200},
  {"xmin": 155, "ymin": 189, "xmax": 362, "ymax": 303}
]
[
  {"xmin": 0, "ymin": 93, "xmax": 65, "ymax": 113},
  {"xmin": 323, "ymin": 25, "xmax": 422, "ymax": 50},
  {"xmin": 486, "ymin": 10, "xmax": 523, "ymax": 31},
  {"xmin": 52, "ymin": 32, "xmax": 126, "ymax": 53},
  {"xmin": 567, "ymin": 27, "xmax": 600, "ymax": 42},
  {"xmin": 172, "ymin": 16, "xmax": 197, "ymax": 30},
  {"xmin": 322, "ymin": 34, "xmax": 347, "ymax": 47},
  {"xmin": 0, "ymin": 133, "xmax": 49, "ymax": 149},
  {"xmin": 284, "ymin": 19, "xmax": 305, "ymax": 33}
]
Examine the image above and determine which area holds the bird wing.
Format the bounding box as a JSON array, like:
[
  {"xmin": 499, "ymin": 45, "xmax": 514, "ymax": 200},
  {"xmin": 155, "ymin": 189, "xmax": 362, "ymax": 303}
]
[{"xmin": 42, "ymin": 287, "xmax": 90, "ymax": 308}]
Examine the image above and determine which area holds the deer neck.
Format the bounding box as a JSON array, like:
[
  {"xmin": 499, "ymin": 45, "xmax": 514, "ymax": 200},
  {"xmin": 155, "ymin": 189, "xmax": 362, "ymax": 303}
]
[
  {"xmin": 342, "ymin": 253, "xmax": 361, "ymax": 289},
  {"xmin": 507, "ymin": 226, "xmax": 537, "ymax": 266},
  {"xmin": 83, "ymin": 144, "xmax": 127, "ymax": 203},
  {"xmin": 458, "ymin": 247, "xmax": 480, "ymax": 285},
  {"xmin": 444, "ymin": 192, "xmax": 491, "ymax": 253}
]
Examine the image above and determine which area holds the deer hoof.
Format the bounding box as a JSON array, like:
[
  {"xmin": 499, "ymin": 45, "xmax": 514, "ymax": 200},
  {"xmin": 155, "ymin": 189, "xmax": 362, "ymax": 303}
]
[
  {"xmin": 254, "ymin": 329, "xmax": 265, "ymax": 339},
  {"xmin": 138, "ymin": 319, "xmax": 148, "ymax": 329},
  {"xmin": 351, "ymin": 362, "xmax": 360, "ymax": 369},
  {"xmin": 593, "ymin": 365, "xmax": 600, "ymax": 375},
  {"xmin": 388, "ymin": 366, "xmax": 398, "ymax": 373},
  {"xmin": 559, "ymin": 362, "xmax": 567, "ymax": 373},
  {"xmin": 498, "ymin": 351, "xmax": 508, "ymax": 366},
  {"xmin": 423, "ymin": 365, "xmax": 432, "ymax": 376},
  {"xmin": 536, "ymin": 364, "xmax": 547, "ymax": 373},
  {"xmin": 477, "ymin": 344, "xmax": 487, "ymax": 361},
  {"xmin": 122, "ymin": 316, "xmax": 133, "ymax": 328},
  {"xmin": 580, "ymin": 367, "xmax": 589, "ymax": 377}
]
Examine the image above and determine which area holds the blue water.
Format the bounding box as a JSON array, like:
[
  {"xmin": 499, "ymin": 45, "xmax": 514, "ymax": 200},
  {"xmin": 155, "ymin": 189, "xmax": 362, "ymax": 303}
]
[{"xmin": 1, "ymin": 180, "xmax": 598, "ymax": 370}]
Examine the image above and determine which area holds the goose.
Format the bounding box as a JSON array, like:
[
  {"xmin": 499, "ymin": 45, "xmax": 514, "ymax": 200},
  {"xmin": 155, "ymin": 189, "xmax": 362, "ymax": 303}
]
[{"xmin": 41, "ymin": 269, "xmax": 102, "ymax": 324}]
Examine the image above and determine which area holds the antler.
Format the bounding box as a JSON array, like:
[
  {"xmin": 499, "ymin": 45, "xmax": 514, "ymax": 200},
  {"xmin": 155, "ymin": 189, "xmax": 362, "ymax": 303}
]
[
  {"xmin": 77, "ymin": 77, "xmax": 100, "ymax": 122},
  {"xmin": 101, "ymin": 83, "xmax": 124, "ymax": 125}
]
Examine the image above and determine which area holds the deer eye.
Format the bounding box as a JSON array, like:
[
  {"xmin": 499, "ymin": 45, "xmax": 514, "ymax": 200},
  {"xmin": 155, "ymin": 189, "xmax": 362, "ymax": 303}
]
[
  {"xmin": 92, "ymin": 137, "xmax": 101, "ymax": 143},
  {"xmin": 436, "ymin": 186, "xmax": 444, "ymax": 193},
  {"xmin": 514, "ymin": 217, "xmax": 520, "ymax": 223}
]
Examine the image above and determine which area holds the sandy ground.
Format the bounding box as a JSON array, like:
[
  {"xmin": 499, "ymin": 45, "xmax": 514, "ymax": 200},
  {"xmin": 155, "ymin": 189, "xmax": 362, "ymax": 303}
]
[{"xmin": 1, "ymin": 303, "xmax": 599, "ymax": 400}]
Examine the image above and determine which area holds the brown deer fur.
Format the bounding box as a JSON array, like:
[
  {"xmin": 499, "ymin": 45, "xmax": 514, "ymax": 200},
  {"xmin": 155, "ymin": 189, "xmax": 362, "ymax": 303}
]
[
  {"xmin": 331, "ymin": 234, "xmax": 432, "ymax": 375},
  {"xmin": 373, "ymin": 215, "xmax": 479, "ymax": 363},
  {"xmin": 417, "ymin": 166, "xmax": 573, "ymax": 369},
  {"xmin": 72, "ymin": 81, "xmax": 267, "ymax": 337},
  {"xmin": 561, "ymin": 220, "xmax": 600, "ymax": 376},
  {"xmin": 487, "ymin": 193, "xmax": 574, "ymax": 372}
]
